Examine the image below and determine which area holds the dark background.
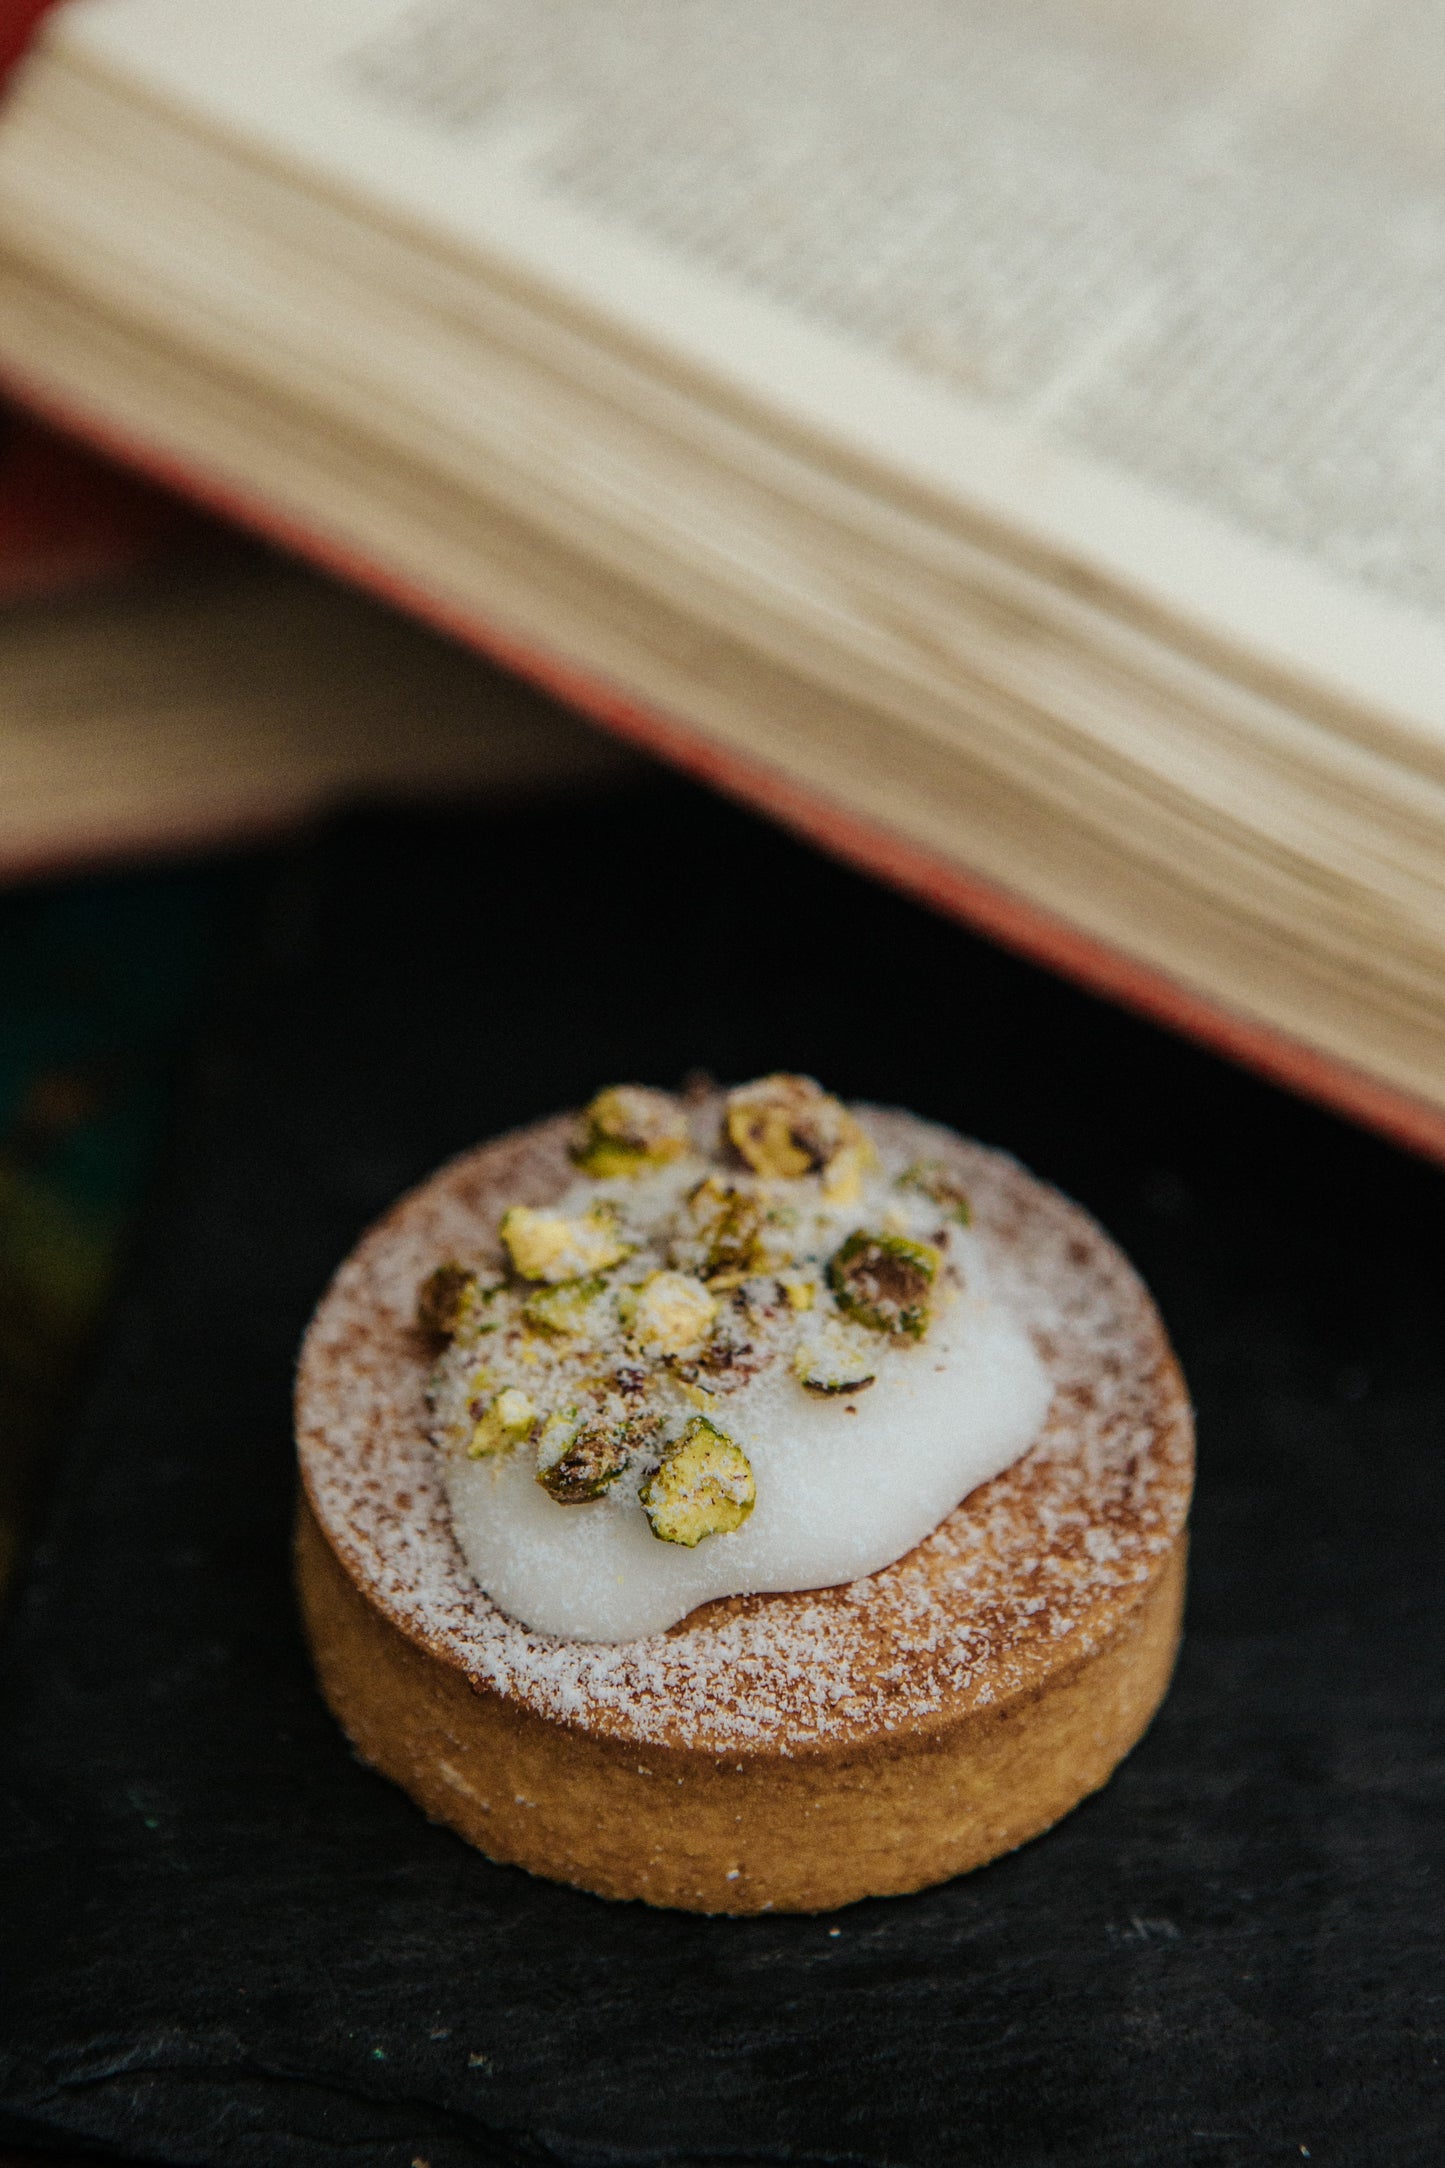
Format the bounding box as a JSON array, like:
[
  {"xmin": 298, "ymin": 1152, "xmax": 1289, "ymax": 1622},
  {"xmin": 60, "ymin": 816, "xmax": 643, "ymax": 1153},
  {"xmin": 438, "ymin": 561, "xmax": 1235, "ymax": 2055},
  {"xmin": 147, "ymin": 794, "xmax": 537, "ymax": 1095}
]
[{"xmin": 1, "ymin": 780, "xmax": 1441, "ymax": 2167}]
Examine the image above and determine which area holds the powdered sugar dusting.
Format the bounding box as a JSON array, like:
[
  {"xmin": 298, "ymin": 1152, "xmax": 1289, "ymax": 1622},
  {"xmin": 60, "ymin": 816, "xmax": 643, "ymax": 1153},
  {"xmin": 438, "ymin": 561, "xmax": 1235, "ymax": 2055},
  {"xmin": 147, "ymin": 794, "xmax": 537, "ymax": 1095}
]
[{"xmin": 296, "ymin": 1105, "xmax": 1193, "ymax": 1755}]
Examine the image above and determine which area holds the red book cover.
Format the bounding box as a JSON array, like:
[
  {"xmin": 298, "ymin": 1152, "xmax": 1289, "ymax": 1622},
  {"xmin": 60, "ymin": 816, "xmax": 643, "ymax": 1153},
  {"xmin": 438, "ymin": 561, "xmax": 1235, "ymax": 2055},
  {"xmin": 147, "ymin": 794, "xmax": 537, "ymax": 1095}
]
[
  {"xmin": 0, "ymin": 0, "xmax": 49, "ymax": 79},
  {"xmin": 0, "ymin": 404, "xmax": 189, "ymax": 600},
  {"xmin": 1, "ymin": 0, "xmax": 181, "ymax": 593}
]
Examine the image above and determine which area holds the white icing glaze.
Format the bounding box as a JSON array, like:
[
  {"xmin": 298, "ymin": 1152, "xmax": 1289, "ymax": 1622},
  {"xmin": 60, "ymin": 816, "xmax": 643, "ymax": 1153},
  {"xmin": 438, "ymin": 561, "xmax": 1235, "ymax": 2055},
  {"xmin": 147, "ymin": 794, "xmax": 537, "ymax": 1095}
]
[
  {"xmin": 445, "ymin": 1266, "xmax": 1049, "ymax": 1638},
  {"xmin": 434, "ymin": 1124, "xmax": 1053, "ymax": 1640}
]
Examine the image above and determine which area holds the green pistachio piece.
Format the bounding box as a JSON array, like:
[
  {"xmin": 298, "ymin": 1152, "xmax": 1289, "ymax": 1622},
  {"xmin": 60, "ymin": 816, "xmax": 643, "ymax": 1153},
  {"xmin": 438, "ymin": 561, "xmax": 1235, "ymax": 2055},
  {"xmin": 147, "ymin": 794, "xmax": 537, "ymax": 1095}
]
[
  {"xmin": 680, "ymin": 1175, "xmax": 769, "ymax": 1285},
  {"xmin": 625, "ymin": 1269, "xmax": 717, "ymax": 1357},
  {"xmin": 416, "ymin": 1260, "xmax": 485, "ymax": 1341},
  {"xmin": 522, "ymin": 1273, "xmax": 609, "ymax": 1341},
  {"xmin": 792, "ymin": 1318, "xmax": 878, "ymax": 1395},
  {"xmin": 724, "ymin": 1073, "xmax": 871, "ymax": 1198},
  {"xmin": 640, "ymin": 1418, "xmax": 756, "ymax": 1547},
  {"xmin": 500, "ymin": 1200, "xmax": 632, "ymax": 1283},
  {"xmin": 897, "ymin": 1160, "xmax": 972, "ymax": 1225},
  {"xmin": 826, "ymin": 1229, "xmax": 938, "ymax": 1339},
  {"xmin": 536, "ymin": 1410, "xmax": 638, "ymax": 1503},
  {"xmin": 572, "ymin": 1085, "xmax": 690, "ymax": 1177},
  {"xmin": 466, "ymin": 1386, "xmax": 537, "ymax": 1459}
]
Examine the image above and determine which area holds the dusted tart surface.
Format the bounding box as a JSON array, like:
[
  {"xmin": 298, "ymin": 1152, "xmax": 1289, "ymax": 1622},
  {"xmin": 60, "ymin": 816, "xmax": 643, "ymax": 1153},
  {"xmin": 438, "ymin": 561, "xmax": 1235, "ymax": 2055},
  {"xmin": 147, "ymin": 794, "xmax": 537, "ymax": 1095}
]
[
  {"xmin": 427, "ymin": 1085, "xmax": 1054, "ymax": 1640},
  {"xmin": 296, "ymin": 1105, "xmax": 1193, "ymax": 1760}
]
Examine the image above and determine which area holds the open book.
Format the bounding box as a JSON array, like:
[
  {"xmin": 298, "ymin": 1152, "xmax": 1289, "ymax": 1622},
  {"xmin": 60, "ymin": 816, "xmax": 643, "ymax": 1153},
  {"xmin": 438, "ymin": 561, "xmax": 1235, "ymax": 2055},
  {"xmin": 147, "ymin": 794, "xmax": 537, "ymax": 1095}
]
[{"xmin": 0, "ymin": 0, "xmax": 1442, "ymax": 1153}]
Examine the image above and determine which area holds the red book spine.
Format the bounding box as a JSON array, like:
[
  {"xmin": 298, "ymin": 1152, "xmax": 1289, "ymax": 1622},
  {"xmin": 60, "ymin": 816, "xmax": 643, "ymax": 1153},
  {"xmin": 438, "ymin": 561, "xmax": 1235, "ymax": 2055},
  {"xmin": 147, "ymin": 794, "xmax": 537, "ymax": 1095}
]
[
  {"xmin": 0, "ymin": 0, "xmax": 191, "ymax": 598},
  {"xmin": 0, "ymin": 407, "xmax": 192, "ymax": 600},
  {"xmin": 0, "ymin": 0, "xmax": 51, "ymax": 82}
]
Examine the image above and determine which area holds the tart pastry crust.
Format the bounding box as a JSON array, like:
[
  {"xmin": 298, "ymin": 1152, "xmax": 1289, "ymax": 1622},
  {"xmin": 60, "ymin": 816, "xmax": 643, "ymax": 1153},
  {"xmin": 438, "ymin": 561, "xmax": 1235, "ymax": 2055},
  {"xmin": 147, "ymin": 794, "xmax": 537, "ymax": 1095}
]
[{"xmin": 295, "ymin": 1105, "xmax": 1193, "ymax": 1913}]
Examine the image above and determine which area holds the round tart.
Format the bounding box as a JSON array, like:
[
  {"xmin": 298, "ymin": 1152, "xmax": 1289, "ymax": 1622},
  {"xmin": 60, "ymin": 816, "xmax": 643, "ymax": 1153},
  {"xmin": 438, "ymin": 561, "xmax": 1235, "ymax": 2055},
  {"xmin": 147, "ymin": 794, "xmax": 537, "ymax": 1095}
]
[{"xmin": 295, "ymin": 1083, "xmax": 1192, "ymax": 1914}]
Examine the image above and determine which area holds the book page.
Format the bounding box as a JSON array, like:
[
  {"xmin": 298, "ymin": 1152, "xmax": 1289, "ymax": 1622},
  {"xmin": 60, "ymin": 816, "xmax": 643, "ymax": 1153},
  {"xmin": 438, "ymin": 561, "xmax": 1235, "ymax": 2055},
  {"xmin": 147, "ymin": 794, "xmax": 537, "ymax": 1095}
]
[{"xmin": 38, "ymin": 0, "xmax": 1445, "ymax": 735}]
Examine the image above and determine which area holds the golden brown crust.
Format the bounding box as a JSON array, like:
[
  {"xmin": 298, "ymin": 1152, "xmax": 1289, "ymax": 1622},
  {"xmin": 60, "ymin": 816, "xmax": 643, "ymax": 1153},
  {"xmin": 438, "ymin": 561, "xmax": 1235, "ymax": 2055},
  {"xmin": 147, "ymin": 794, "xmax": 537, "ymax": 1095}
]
[
  {"xmin": 296, "ymin": 1496, "xmax": 1186, "ymax": 1912},
  {"xmin": 294, "ymin": 1099, "xmax": 1193, "ymax": 1907}
]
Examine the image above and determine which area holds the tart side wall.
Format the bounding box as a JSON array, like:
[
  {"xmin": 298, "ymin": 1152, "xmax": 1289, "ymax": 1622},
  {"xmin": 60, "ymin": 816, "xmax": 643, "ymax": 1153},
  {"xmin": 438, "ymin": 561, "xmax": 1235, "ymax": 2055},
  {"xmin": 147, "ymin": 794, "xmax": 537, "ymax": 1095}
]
[{"xmin": 294, "ymin": 1496, "xmax": 1187, "ymax": 1914}]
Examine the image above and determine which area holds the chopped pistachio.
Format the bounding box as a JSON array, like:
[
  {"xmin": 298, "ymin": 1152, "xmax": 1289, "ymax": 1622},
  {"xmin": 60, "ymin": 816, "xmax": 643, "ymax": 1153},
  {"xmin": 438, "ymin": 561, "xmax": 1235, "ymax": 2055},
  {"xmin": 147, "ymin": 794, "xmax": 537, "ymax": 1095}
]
[
  {"xmin": 536, "ymin": 1411, "xmax": 638, "ymax": 1503},
  {"xmin": 724, "ymin": 1073, "xmax": 872, "ymax": 1187},
  {"xmin": 625, "ymin": 1269, "xmax": 717, "ymax": 1358},
  {"xmin": 535, "ymin": 1405, "xmax": 580, "ymax": 1462},
  {"xmin": 688, "ymin": 1317, "xmax": 766, "ymax": 1393},
  {"xmin": 827, "ymin": 1229, "xmax": 939, "ymax": 1339},
  {"xmin": 679, "ymin": 1174, "xmax": 769, "ymax": 1283},
  {"xmin": 640, "ymin": 1418, "xmax": 756, "ymax": 1546},
  {"xmin": 466, "ymin": 1386, "xmax": 537, "ymax": 1459},
  {"xmin": 792, "ymin": 1317, "xmax": 878, "ymax": 1395},
  {"xmin": 782, "ymin": 1276, "xmax": 816, "ymax": 1311},
  {"xmin": 416, "ymin": 1261, "xmax": 485, "ymax": 1341},
  {"xmin": 820, "ymin": 1139, "xmax": 871, "ymax": 1207},
  {"xmin": 897, "ymin": 1160, "xmax": 972, "ymax": 1225},
  {"xmin": 572, "ymin": 1084, "xmax": 691, "ymax": 1177},
  {"xmin": 522, "ymin": 1273, "xmax": 608, "ymax": 1341},
  {"xmin": 500, "ymin": 1200, "xmax": 632, "ymax": 1283}
]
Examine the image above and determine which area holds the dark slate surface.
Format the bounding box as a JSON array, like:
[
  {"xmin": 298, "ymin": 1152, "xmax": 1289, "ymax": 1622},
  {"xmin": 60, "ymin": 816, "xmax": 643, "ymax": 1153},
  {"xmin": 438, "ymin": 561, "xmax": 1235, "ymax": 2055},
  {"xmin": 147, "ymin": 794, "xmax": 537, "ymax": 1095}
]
[{"xmin": 1, "ymin": 784, "xmax": 1442, "ymax": 2168}]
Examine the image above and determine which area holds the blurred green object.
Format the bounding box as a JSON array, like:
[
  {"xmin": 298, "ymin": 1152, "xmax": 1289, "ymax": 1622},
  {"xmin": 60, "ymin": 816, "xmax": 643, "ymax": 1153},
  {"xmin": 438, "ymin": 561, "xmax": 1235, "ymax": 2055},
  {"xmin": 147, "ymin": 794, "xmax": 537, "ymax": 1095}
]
[{"xmin": 0, "ymin": 860, "xmax": 236, "ymax": 1598}]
